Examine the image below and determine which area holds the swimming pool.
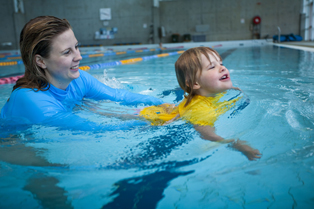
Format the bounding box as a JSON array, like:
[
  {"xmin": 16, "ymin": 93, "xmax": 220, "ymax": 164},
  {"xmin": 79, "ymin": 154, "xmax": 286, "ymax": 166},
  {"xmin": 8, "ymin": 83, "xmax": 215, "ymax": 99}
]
[{"xmin": 0, "ymin": 42, "xmax": 314, "ymax": 208}]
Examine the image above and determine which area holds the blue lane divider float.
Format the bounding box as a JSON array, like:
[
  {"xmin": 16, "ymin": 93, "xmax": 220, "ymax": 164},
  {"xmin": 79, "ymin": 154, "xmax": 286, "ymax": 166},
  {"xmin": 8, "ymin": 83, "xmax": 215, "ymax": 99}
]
[
  {"xmin": 79, "ymin": 50, "xmax": 185, "ymax": 71},
  {"xmin": 0, "ymin": 50, "xmax": 185, "ymax": 84},
  {"xmin": 0, "ymin": 46, "xmax": 184, "ymax": 65}
]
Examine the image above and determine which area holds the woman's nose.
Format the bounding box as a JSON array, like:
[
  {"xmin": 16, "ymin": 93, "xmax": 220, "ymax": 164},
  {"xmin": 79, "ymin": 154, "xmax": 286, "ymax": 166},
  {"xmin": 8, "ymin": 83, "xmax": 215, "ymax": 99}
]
[
  {"xmin": 74, "ymin": 49, "xmax": 82, "ymax": 62},
  {"xmin": 219, "ymin": 65, "xmax": 225, "ymax": 73}
]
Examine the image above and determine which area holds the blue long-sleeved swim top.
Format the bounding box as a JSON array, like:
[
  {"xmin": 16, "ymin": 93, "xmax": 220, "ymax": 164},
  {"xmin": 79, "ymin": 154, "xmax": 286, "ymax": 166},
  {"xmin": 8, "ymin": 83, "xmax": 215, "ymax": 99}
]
[{"xmin": 0, "ymin": 70, "xmax": 163, "ymax": 123}]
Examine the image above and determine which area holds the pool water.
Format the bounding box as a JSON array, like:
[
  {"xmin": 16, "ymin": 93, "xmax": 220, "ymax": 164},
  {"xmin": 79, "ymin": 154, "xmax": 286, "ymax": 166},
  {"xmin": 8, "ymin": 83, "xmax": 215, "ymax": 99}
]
[{"xmin": 0, "ymin": 45, "xmax": 314, "ymax": 208}]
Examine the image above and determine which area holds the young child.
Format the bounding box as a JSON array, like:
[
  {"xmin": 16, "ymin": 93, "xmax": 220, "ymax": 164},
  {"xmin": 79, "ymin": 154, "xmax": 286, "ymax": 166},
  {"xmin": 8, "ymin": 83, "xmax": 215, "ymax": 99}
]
[{"xmin": 139, "ymin": 47, "xmax": 261, "ymax": 161}]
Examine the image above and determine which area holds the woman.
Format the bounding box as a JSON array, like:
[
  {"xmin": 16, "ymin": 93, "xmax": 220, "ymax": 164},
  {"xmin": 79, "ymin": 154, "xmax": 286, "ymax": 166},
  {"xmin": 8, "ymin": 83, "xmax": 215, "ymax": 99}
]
[{"xmin": 0, "ymin": 16, "xmax": 163, "ymax": 124}]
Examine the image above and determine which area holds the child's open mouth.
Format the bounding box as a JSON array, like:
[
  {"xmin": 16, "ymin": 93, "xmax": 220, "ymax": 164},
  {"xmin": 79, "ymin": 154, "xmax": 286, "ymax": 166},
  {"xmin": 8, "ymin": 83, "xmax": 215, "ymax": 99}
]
[{"xmin": 219, "ymin": 74, "xmax": 229, "ymax": 80}]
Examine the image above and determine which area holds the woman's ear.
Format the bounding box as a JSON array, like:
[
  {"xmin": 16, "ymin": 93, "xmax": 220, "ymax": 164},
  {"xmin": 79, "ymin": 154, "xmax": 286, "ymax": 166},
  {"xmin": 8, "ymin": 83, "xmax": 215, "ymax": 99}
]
[{"xmin": 35, "ymin": 55, "xmax": 46, "ymax": 69}]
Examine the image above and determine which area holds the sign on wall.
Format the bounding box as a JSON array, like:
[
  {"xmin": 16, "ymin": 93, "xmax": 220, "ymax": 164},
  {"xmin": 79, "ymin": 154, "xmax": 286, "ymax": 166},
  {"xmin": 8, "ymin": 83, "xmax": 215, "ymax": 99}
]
[
  {"xmin": 100, "ymin": 8, "xmax": 111, "ymax": 20},
  {"xmin": 95, "ymin": 27, "xmax": 118, "ymax": 39}
]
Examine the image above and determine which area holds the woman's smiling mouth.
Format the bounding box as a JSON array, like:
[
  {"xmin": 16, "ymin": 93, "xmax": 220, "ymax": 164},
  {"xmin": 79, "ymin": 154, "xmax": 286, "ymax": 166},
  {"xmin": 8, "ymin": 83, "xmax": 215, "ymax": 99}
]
[{"xmin": 70, "ymin": 65, "xmax": 79, "ymax": 70}]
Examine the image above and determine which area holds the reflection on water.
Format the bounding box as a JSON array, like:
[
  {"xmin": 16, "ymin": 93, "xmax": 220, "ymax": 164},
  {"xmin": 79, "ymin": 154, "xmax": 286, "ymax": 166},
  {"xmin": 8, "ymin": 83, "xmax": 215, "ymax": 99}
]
[{"xmin": 102, "ymin": 170, "xmax": 193, "ymax": 209}]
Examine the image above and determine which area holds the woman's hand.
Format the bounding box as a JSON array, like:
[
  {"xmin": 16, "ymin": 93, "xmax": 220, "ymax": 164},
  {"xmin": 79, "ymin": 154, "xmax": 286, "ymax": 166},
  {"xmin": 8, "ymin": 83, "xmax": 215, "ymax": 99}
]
[
  {"xmin": 163, "ymin": 113, "xmax": 180, "ymax": 125},
  {"xmin": 159, "ymin": 103, "xmax": 176, "ymax": 113}
]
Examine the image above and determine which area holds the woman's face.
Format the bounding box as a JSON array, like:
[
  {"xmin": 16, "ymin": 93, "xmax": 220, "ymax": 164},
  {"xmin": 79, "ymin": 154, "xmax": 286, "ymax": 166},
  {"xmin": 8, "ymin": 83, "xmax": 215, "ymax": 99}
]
[{"xmin": 39, "ymin": 29, "xmax": 82, "ymax": 90}]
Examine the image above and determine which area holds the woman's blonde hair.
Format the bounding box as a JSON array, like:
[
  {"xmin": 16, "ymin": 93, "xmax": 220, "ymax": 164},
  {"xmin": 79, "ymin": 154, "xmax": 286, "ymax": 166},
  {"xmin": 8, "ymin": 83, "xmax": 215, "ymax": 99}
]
[{"xmin": 175, "ymin": 47, "xmax": 222, "ymax": 106}]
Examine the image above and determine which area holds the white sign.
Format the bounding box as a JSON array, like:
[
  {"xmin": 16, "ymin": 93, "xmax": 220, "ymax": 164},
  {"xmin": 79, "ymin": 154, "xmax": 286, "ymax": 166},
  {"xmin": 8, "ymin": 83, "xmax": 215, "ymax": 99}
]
[{"xmin": 100, "ymin": 8, "xmax": 111, "ymax": 20}]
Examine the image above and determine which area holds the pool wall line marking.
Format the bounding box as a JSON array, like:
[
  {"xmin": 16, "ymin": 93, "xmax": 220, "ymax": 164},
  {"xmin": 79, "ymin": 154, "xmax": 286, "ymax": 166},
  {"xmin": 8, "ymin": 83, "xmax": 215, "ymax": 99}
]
[
  {"xmin": 219, "ymin": 48, "xmax": 237, "ymax": 60},
  {"xmin": 0, "ymin": 50, "xmax": 185, "ymax": 85},
  {"xmin": 79, "ymin": 50, "xmax": 185, "ymax": 71}
]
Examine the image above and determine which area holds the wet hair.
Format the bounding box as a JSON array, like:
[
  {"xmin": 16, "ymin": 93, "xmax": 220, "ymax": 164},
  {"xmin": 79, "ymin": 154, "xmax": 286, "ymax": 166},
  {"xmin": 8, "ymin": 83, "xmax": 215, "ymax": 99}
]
[
  {"xmin": 175, "ymin": 47, "xmax": 222, "ymax": 106},
  {"xmin": 13, "ymin": 16, "xmax": 72, "ymax": 91}
]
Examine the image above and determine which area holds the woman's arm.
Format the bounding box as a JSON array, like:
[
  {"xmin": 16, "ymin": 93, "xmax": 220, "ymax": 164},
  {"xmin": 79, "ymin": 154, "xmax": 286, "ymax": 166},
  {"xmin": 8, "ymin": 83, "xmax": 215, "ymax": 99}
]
[
  {"xmin": 194, "ymin": 125, "xmax": 261, "ymax": 160},
  {"xmin": 79, "ymin": 70, "xmax": 163, "ymax": 106},
  {"xmin": 1, "ymin": 88, "xmax": 66, "ymax": 123}
]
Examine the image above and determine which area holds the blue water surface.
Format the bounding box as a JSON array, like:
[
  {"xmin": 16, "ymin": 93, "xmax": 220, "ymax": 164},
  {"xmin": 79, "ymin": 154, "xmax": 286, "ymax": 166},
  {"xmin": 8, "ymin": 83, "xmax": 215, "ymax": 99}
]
[{"xmin": 0, "ymin": 45, "xmax": 313, "ymax": 209}]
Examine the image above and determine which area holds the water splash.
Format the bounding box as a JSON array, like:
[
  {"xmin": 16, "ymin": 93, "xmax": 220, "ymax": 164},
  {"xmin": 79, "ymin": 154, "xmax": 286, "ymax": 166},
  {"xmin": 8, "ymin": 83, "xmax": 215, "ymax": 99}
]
[{"xmin": 94, "ymin": 69, "xmax": 124, "ymax": 89}]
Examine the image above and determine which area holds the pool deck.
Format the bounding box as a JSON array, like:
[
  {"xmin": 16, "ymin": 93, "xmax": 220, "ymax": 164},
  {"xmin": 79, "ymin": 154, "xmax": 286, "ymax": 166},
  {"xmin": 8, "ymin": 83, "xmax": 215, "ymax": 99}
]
[
  {"xmin": 274, "ymin": 41, "xmax": 314, "ymax": 52},
  {"xmin": 101, "ymin": 40, "xmax": 314, "ymax": 52},
  {"xmin": 1, "ymin": 40, "xmax": 314, "ymax": 55}
]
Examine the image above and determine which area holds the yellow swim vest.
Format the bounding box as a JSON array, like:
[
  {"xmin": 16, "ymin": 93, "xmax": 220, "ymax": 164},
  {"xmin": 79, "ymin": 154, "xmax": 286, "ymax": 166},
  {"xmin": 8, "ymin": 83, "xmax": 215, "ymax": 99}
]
[{"xmin": 139, "ymin": 93, "xmax": 241, "ymax": 126}]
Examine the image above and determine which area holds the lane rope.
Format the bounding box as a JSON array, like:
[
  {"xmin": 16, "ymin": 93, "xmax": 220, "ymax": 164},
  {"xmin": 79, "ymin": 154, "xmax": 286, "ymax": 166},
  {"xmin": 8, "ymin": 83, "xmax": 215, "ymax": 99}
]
[
  {"xmin": 0, "ymin": 50, "xmax": 185, "ymax": 85},
  {"xmin": 0, "ymin": 46, "xmax": 184, "ymax": 64},
  {"xmin": 78, "ymin": 51, "xmax": 184, "ymax": 71}
]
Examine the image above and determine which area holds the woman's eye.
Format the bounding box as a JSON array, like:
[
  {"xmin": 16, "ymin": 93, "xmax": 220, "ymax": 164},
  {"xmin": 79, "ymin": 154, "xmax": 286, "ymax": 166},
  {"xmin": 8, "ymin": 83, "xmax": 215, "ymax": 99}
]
[
  {"xmin": 220, "ymin": 63, "xmax": 224, "ymax": 66},
  {"xmin": 209, "ymin": 65, "xmax": 215, "ymax": 69},
  {"xmin": 63, "ymin": 50, "xmax": 70, "ymax": 55},
  {"xmin": 75, "ymin": 45, "xmax": 79, "ymax": 49}
]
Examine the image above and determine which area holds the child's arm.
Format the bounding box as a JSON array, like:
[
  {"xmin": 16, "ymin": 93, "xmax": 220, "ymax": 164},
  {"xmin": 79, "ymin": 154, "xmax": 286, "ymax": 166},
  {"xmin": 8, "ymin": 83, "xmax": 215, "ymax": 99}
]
[
  {"xmin": 194, "ymin": 125, "xmax": 261, "ymax": 161},
  {"xmin": 229, "ymin": 139, "xmax": 262, "ymax": 161}
]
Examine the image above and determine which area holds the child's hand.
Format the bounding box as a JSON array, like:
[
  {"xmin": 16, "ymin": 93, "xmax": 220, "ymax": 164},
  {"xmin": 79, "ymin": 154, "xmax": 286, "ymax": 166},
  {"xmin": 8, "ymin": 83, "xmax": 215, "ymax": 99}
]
[{"xmin": 231, "ymin": 140, "xmax": 262, "ymax": 161}]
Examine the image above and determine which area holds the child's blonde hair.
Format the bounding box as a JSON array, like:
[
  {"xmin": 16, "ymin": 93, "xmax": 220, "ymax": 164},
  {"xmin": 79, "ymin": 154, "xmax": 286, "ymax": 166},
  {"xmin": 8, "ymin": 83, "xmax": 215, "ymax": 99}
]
[{"xmin": 175, "ymin": 47, "xmax": 222, "ymax": 106}]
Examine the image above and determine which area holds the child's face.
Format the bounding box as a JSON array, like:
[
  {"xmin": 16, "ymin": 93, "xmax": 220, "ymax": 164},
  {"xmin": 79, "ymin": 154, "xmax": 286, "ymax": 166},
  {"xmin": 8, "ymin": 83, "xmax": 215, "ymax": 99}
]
[{"xmin": 194, "ymin": 52, "xmax": 233, "ymax": 97}]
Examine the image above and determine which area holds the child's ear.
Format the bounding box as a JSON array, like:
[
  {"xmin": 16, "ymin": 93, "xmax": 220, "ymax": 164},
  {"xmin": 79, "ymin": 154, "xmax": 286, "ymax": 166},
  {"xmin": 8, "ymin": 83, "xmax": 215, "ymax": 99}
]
[
  {"xmin": 192, "ymin": 82, "xmax": 200, "ymax": 90},
  {"xmin": 35, "ymin": 55, "xmax": 47, "ymax": 69},
  {"xmin": 185, "ymin": 80, "xmax": 190, "ymax": 87}
]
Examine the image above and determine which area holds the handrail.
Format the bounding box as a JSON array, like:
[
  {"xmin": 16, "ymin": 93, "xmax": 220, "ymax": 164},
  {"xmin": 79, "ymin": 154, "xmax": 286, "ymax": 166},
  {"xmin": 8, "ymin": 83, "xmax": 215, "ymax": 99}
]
[{"xmin": 277, "ymin": 27, "xmax": 281, "ymax": 43}]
